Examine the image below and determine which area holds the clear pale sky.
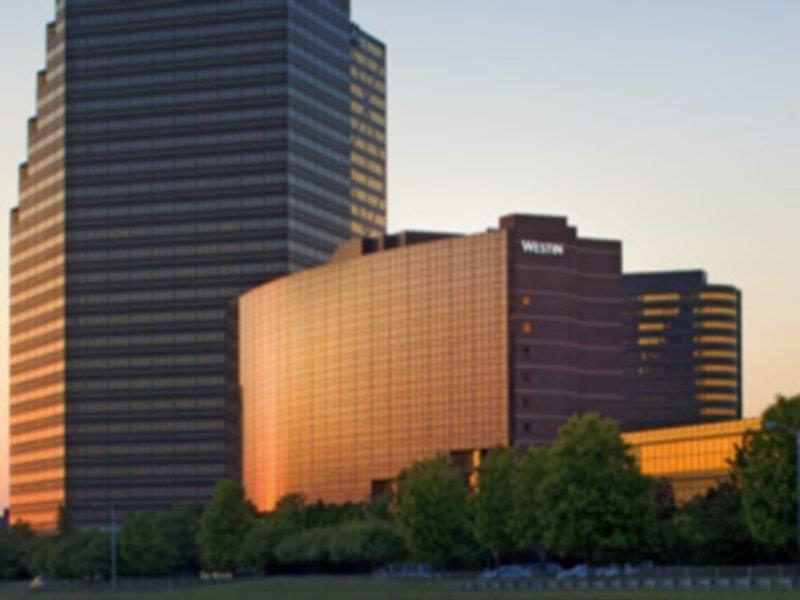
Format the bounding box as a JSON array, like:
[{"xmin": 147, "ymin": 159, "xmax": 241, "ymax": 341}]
[{"xmin": 1, "ymin": 1, "xmax": 798, "ymax": 510}]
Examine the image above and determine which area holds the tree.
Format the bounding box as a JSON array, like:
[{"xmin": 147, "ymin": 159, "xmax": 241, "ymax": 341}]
[
  {"xmin": 734, "ymin": 394, "xmax": 800, "ymax": 561},
  {"xmin": 471, "ymin": 447, "xmax": 516, "ymax": 564},
  {"xmin": 364, "ymin": 488, "xmax": 393, "ymax": 521},
  {"xmin": 327, "ymin": 520, "xmax": 407, "ymax": 568},
  {"xmin": 272, "ymin": 494, "xmax": 308, "ymax": 529},
  {"xmin": 510, "ymin": 446, "xmax": 548, "ymax": 557},
  {"xmin": 162, "ymin": 504, "xmax": 201, "ymax": 573},
  {"xmin": 0, "ymin": 525, "xmax": 34, "ymax": 579},
  {"xmin": 197, "ymin": 479, "xmax": 255, "ymax": 572},
  {"xmin": 394, "ymin": 456, "xmax": 474, "ymax": 568},
  {"xmin": 653, "ymin": 478, "xmax": 677, "ymax": 520},
  {"xmin": 120, "ymin": 512, "xmax": 181, "ymax": 576},
  {"xmin": 673, "ymin": 481, "xmax": 756, "ymax": 565},
  {"xmin": 28, "ymin": 531, "xmax": 110, "ymax": 580},
  {"xmin": 238, "ymin": 519, "xmax": 295, "ymax": 573},
  {"xmin": 273, "ymin": 527, "xmax": 332, "ymax": 567},
  {"xmin": 538, "ymin": 414, "xmax": 657, "ymax": 564}
]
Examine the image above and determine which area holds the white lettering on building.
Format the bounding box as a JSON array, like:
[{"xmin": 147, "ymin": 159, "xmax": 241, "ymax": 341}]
[{"xmin": 520, "ymin": 239, "xmax": 565, "ymax": 256}]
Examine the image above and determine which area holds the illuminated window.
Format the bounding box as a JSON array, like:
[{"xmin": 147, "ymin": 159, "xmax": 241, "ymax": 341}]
[
  {"xmin": 696, "ymin": 379, "xmax": 738, "ymax": 388},
  {"xmin": 694, "ymin": 349, "xmax": 737, "ymax": 359},
  {"xmin": 694, "ymin": 306, "xmax": 737, "ymax": 316},
  {"xmin": 695, "ymin": 321, "xmax": 738, "ymax": 331},
  {"xmin": 694, "ymin": 335, "xmax": 737, "ymax": 345},
  {"xmin": 638, "ymin": 322, "xmax": 666, "ymax": 332},
  {"xmin": 699, "ymin": 292, "xmax": 737, "ymax": 302},
  {"xmin": 638, "ymin": 336, "xmax": 666, "ymax": 346},
  {"xmin": 639, "ymin": 293, "xmax": 680, "ymax": 303},
  {"xmin": 700, "ymin": 407, "xmax": 738, "ymax": 417},
  {"xmin": 696, "ymin": 393, "xmax": 738, "ymax": 402},
  {"xmin": 521, "ymin": 322, "xmax": 533, "ymax": 334},
  {"xmin": 521, "ymin": 295, "xmax": 532, "ymax": 308},
  {"xmin": 696, "ymin": 364, "xmax": 738, "ymax": 374},
  {"xmin": 641, "ymin": 307, "xmax": 680, "ymax": 317}
]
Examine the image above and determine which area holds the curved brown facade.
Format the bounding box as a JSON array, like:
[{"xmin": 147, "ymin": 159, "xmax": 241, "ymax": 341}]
[
  {"xmin": 240, "ymin": 231, "xmax": 510, "ymax": 511},
  {"xmin": 240, "ymin": 215, "xmax": 625, "ymax": 511}
]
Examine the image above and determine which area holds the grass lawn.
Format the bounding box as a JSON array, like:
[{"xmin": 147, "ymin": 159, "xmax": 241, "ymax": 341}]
[{"xmin": 0, "ymin": 577, "xmax": 797, "ymax": 599}]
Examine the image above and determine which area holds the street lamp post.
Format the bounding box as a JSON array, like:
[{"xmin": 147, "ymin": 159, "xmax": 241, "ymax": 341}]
[
  {"xmin": 92, "ymin": 502, "xmax": 118, "ymax": 590},
  {"xmin": 765, "ymin": 421, "xmax": 800, "ymax": 562}
]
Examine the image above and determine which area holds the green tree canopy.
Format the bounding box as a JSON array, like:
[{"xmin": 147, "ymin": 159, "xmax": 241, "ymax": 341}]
[
  {"xmin": 238, "ymin": 519, "xmax": 295, "ymax": 573},
  {"xmin": 197, "ymin": 479, "xmax": 255, "ymax": 572},
  {"xmin": 511, "ymin": 446, "xmax": 548, "ymax": 556},
  {"xmin": 673, "ymin": 481, "xmax": 756, "ymax": 565},
  {"xmin": 734, "ymin": 394, "xmax": 800, "ymax": 560},
  {"xmin": 395, "ymin": 456, "xmax": 474, "ymax": 568},
  {"xmin": 471, "ymin": 446, "xmax": 516, "ymax": 564},
  {"xmin": 327, "ymin": 520, "xmax": 407, "ymax": 568},
  {"xmin": 539, "ymin": 413, "xmax": 657, "ymax": 564},
  {"xmin": 120, "ymin": 512, "xmax": 181, "ymax": 576},
  {"xmin": 0, "ymin": 525, "xmax": 34, "ymax": 580},
  {"xmin": 27, "ymin": 530, "xmax": 110, "ymax": 580}
]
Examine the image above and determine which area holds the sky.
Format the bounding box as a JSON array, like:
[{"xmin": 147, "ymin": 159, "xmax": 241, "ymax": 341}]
[{"xmin": 1, "ymin": 0, "xmax": 798, "ymax": 510}]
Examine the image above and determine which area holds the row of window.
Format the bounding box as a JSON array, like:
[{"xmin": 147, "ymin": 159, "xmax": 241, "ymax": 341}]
[
  {"xmin": 70, "ymin": 104, "xmax": 287, "ymax": 134},
  {"xmin": 70, "ymin": 82, "xmax": 286, "ymax": 115},
  {"xmin": 71, "ymin": 39, "xmax": 287, "ymax": 71},
  {"xmin": 70, "ymin": 173, "xmax": 287, "ymax": 199},
  {"xmin": 70, "ymin": 240, "xmax": 286, "ymax": 263},
  {"xmin": 70, "ymin": 63, "xmax": 288, "ymax": 93},
  {"xmin": 68, "ymin": 18, "xmax": 287, "ymax": 50},
  {"xmin": 70, "ymin": 261, "xmax": 274, "ymax": 284},
  {"xmin": 68, "ymin": 194, "xmax": 287, "ymax": 220},
  {"xmin": 68, "ymin": 0, "xmax": 286, "ymax": 27},
  {"xmin": 69, "ymin": 217, "xmax": 287, "ymax": 241}
]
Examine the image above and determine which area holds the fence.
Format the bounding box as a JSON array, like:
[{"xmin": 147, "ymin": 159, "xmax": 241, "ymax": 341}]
[{"xmin": 464, "ymin": 565, "xmax": 800, "ymax": 592}]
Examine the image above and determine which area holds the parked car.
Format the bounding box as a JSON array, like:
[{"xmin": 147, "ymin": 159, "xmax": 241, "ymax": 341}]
[
  {"xmin": 596, "ymin": 565, "xmax": 622, "ymax": 578},
  {"xmin": 481, "ymin": 565, "xmax": 533, "ymax": 580},
  {"xmin": 557, "ymin": 563, "xmax": 589, "ymax": 579},
  {"xmin": 374, "ymin": 563, "xmax": 437, "ymax": 580},
  {"xmin": 529, "ymin": 562, "xmax": 560, "ymax": 576},
  {"xmin": 624, "ymin": 563, "xmax": 640, "ymax": 576}
]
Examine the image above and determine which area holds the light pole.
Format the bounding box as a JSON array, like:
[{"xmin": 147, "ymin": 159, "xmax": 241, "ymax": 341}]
[
  {"xmin": 764, "ymin": 421, "xmax": 800, "ymax": 562},
  {"xmin": 92, "ymin": 502, "xmax": 118, "ymax": 590}
]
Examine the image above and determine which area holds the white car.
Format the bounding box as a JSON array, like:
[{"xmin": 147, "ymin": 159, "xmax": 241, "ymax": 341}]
[{"xmin": 481, "ymin": 565, "xmax": 533, "ymax": 580}]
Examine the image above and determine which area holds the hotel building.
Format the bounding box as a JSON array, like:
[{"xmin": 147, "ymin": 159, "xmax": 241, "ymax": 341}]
[
  {"xmin": 622, "ymin": 271, "xmax": 742, "ymax": 430},
  {"xmin": 239, "ymin": 214, "xmax": 627, "ymax": 511},
  {"xmin": 10, "ymin": 0, "xmax": 385, "ymax": 531}
]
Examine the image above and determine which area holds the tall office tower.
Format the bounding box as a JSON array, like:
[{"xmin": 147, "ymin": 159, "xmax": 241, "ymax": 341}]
[
  {"xmin": 622, "ymin": 271, "xmax": 741, "ymax": 430},
  {"xmin": 348, "ymin": 24, "xmax": 386, "ymax": 238},
  {"xmin": 10, "ymin": 0, "xmax": 386, "ymax": 531}
]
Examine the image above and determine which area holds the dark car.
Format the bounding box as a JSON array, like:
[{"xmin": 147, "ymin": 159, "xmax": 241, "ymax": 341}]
[{"xmin": 374, "ymin": 563, "xmax": 437, "ymax": 580}]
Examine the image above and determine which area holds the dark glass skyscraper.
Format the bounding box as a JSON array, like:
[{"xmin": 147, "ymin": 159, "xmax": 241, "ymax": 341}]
[
  {"xmin": 622, "ymin": 271, "xmax": 741, "ymax": 430},
  {"xmin": 10, "ymin": 0, "xmax": 386, "ymax": 531}
]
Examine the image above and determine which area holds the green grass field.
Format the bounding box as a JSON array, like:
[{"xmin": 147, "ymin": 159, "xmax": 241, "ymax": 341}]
[{"xmin": 1, "ymin": 578, "xmax": 798, "ymax": 600}]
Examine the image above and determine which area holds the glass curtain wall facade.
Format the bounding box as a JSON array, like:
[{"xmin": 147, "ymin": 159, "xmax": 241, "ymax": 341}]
[
  {"xmin": 240, "ymin": 215, "xmax": 626, "ymax": 511},
  {"xmin": 10, "ymin": 1, "xmax": 68, "ymax": 533},
  {"xmin": 10, "ymin": 0, "xmax": 386, "ymax": 531},
  {"xmin": 347, "ymin": 24, "xmax": 386, "ymax": 238},
  {"xmin": 624, "ymin": 418, "xmax": 759, "ymax": 504},
  {"xmin": 240, "ymin": 231, "xmax": 510, "ymax": 511},
  {"xmin": 622, "ymin": 271, "xmax": 741, "ymax": 430}
]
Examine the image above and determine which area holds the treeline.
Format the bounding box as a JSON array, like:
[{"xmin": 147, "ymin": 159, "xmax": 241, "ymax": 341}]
[{"xmin": 1, "ymin": 394, "xmax": 798, "ymax": 580}]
